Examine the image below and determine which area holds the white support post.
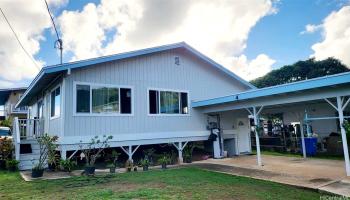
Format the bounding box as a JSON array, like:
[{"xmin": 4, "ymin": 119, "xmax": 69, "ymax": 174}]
[
  {"xmin": 253, "ymin": 107, "xmax": 262, "ymax": 166},
  {"xmin": 300, "ymin": 118, "xmax": 306, "ymax": 159},
  {"xmin": 336, "ymin": 96, "xmax": 350, "ymax": 176},
  {"xmin": 61, "ymin": 147, "xmax": 67, "ymax": 160},
  {"xmin": 14, "ymin": 117, "xmax": 20, "ymax": 161},
  {"xmin": 120, "ymin": 145, "xmax": 140, "ymax": 163},
  {"xmin": 178, "ymin": 142, "xmax": 183, "ymax": 164},
  {"xmin": 128, "ymin": 145, "xmax": 132, "ymax": 161}
]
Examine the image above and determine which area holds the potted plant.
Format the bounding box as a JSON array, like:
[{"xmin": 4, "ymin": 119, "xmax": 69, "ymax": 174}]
[
  {"xmin": 183, "ymin": 143, "xmax": 196, "ymax": 163},
  {"xmin": 79, "ymin": 135, "xmax": 113, "ymax": 175},
  {"xmin": 32, "ymin": 164, "xmax": 44, "ymax": 178},
  {"xmin": 143, "ymin": 148, "xmax": 155, "ymax": 166},
  {"xmin": 59, "ymin": 159, "xmax": 76, "ymax": 172},
  {"xmin": 106, "ymin": 150, "xmax": 120, "ymax": 173},
  {"xmin": 6, "ymin": 159, "xmax": 19, "ymax": 172},
  {"xmin": 159, "ymin": 154, "xmax": 170, "ymax": 169},
  {"xmin": 125, "ymin": 160, "xmax": 133, "ymax": 172},
  {"xmin": 140, "ymin": 159, "xmax": 149, "ymax": 171},
  {"xmin": 31, "ymin": 134, "xmax": 58, "ymax": 178}
]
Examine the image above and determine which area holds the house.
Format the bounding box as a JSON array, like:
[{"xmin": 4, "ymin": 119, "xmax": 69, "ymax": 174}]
[
  {"xmin": 13, "ymin": 42, "xmax": 254, "ymax": 170},
  {"xmin": 13, "ymin": 42, "xmax": 350, "ymax": 176},
  {"xmin": 0, "ymin": 87, "xmax": 28, "ymax": 121}
]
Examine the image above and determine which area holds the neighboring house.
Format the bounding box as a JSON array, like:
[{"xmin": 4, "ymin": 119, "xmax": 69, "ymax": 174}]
[
  {"xmin": 13, "ymin": 42, "xmax": 350, "ymax": 176},
  {"xmin": 0, "ymin": 87, "xmax": 28, "ymax": 121}
]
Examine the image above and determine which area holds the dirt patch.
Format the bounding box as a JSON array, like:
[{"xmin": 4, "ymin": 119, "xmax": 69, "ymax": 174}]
[{"xmin": 308, "ymin": 178, "xmax": 332, "ymax": 183}]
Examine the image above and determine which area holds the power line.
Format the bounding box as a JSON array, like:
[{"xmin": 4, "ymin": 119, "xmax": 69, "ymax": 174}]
[
  {"xmin": 0, "ymin": 7, "xmax": 41, "ymax": 70},
  {"xmin": 44, "ymin": 0, "xmax": 63, "ymax": 64}
]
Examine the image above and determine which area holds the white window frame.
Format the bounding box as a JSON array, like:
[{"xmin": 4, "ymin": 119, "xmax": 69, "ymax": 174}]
[
  {"xmin": 73, "ymin": 81, "xmax": 134, "ymax": 117},
  {"xmin": 147, "ymin": 88, "xmax": 190, "ymax": 116},
  {"xmin": 50, "ymin": 85, "xmax": 61, "ymax": 120}
]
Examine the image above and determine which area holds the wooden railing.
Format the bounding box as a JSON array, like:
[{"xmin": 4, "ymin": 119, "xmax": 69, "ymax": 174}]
[{"xmin": 16, "ymin": 118, "xmax": 44, "ymax": 140}]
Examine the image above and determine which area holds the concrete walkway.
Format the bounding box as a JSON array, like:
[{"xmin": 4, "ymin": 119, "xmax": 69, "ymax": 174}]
[{"xmin": 193, "ymin": 155, "xmax": 350, "ymax": 197}]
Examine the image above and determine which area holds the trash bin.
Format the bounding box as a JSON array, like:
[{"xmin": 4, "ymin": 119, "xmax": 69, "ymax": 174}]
[{"xmin": 302, "ymin": 137, "xmax": 317, "ymax": 156}]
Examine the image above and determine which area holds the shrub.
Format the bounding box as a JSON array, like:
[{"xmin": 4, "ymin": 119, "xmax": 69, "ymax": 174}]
[
  {"xmin": 59, "ymin": 159, "xmax": 76, "ymax": 172},
  {"xmin": 79, "ymin": 135, "xmax": 113, "ymax": 167},
  {"xmin": 0, "ymin": 137, "xmax": 13, "ymax": 160},
  {"xmin": 6, "ymin": 159, "xmax": 19, "ymax": 171},
  {"xmin": 34, "ymin": 134, "xmax": 59, "ymax": 171}
]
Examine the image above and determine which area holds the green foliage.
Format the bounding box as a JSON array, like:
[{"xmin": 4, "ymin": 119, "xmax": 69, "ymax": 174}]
[
  {"xmin": 0, "ymin": 137, "xmax": 13, "ymax": 160},
  {"xmin": 6, "ymin": 159, "xmax": 19, "ymax": 171},
  {"xmin": 79, "ymin": 135, "xmax": 113, "ymax": 167},
  {"xmin": 250, "ymin": 58, "xmax": 349, "ymax": 88},
  {"xmin": 0, "ymin": 118, "xmax": 12, "ymax": 128},
  {"xmin": 183, "ymin": 143, "xmax": 196, "ymax": 160},
  {"xmin": 59, "ymin": 159, "xmax": 76, "ymax": 172},
  {"xmin": 139, "ymin": 158, "xmax": 149, "ymax": 167},
  {"xmin": 34, "ymin": 134, "xmax": 59, "ymax": 170},
  {"xmin": 158, "ymin": 154, "xmax": 170, "ymax": 164}
]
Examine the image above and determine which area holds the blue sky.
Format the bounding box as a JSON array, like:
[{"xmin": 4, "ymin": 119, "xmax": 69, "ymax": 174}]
[{"xmin": 1, "ymin": 0, "xmax": 350, "ymax": 88}]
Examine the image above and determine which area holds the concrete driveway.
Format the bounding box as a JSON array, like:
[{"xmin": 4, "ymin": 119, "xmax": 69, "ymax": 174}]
[{"xmin": 193, "ymin": 155, "xmax": 350, "ymax": 197}]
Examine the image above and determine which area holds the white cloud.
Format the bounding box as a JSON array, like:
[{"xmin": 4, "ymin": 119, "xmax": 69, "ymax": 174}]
[
  {"xmin": 57, "ymin": 0, "xmax": 277, "ymax": 80},
  {"xmin": 310, "ymin": 6, "xmax": 350, "ymax": 67},
  {"xmin": 225, "ymin": 54, "xmax": 276, "ymax": 80},
  {"xmin": 0, "ymin": 0, "xmax": 66, "ymax": 88},
  {"xmin": 300, "ymin": 24, "xmax": 322, "ymax": 34}
]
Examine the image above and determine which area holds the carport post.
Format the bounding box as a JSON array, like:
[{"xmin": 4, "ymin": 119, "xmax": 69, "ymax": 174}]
[
  {"xmin": 253, "ymin": 107, "xmax": 262, "ymax": 166},
  {"xmin": 300, "ymin": 121, "xmax": 306, "ymax": 159},
  {"xmin": 336, "ymin": 96, "xmax": 350, "ymax": 176}
]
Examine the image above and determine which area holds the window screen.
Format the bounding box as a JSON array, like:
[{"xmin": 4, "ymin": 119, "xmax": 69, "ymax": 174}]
[
  {"xmin": 51, "ymin": 87, "xmax": 60, "ymax": 117},
  {"xmin": 149, "ymin": 90, "xmax": 159, "ymax": 114},
  {"xmin": 120, "ymin": 88, "xmax": 132, "ymax": 114}
]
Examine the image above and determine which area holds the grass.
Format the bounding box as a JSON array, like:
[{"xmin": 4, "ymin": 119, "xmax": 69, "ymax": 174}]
[
  {"xmin": 0, "ymin": 167, "xmax": 323, "ymax": 200},
  {"xmin": 253, "ymin": 150, "xmax": 345, "ymax": 160}
]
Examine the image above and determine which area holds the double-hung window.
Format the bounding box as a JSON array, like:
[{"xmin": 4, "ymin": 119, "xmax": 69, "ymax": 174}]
[
  {"xmin": 50, "ymin": 86, "xmax": 61, "ymax": 118},
  {"xmin": 74, "ymin": 83, "xmax": 132, "ymax": 115},
  {"xmin": 149, "ymin": 89, "xmax": 189, "ymax": 115}
]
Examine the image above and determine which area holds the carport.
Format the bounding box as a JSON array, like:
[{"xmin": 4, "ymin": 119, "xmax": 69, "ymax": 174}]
[{"xmin": 193, "ymin": 72, "xmax": 350, "ymax": 176}]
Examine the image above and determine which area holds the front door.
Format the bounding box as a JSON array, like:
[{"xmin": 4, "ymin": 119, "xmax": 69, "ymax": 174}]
[{"xmin": 237, "ymin": 118, "xmax": 251, "ymax": 154}]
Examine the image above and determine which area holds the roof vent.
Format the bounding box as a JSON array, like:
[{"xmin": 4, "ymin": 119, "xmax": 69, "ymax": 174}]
[{"xmin": 174, "ymin": 56, "xmax": 180, "ymax": 66}]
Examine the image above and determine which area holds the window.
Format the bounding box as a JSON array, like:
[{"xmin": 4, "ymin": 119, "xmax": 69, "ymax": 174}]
[
  {"xmin": 149, "ymin": 89, "xmax": 189, "ymax": 115},
  {"xmin": 51, "ymin": 86, "xmax": 61, "ymax": 118},
  {"xmin": 74, "ymin": 83, "xmax": 132, "ymax": 115},
  {"xmin": 76, "ymin": 85, "xmax": 90, "ymax": 113}
]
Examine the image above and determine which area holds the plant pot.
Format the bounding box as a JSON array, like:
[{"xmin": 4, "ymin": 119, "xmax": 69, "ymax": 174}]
[
  {"xmin": 142, "ymin": 166, "xmax": 148, "ymax": 171},
  {"xmin": 31, "ymin": 168, "xmax": 44, "ymax": 178},
  {"xmin": 161, "ymin": 163, "xmax": 167, "ymax": 169},
  {"xmin": 8, "ymin": 166, "xmax": 17, "ymax": 172},
  {"xmin": 127, "ymin": 167, "xmax": 132, "ymax": 172},
  {"xmin": 184, "ymin": 157, "xmax": 192, "ymax": 163},
  {"xmin": 133, "ymin": 167, "xmax": 137, "ymax": 171},
  {"xmin": 48, "ymin": 163, "xmax": 56, "ymax": 171},
  {"xmin": 84, "ymin": 166, "xmax": 95, "ymax": 175},
  {"xmin": 109, "ymin": 167, "xmax": 116, "ymax": 173}
]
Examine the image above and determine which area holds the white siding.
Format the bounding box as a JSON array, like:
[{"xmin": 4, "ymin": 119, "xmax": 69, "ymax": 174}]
[{"xmin": 63, "ymin": 49, "xmax": 248, "ymax": 139}]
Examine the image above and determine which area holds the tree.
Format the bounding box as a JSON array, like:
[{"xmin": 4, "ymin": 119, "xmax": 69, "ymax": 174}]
[{"xmin": 250, "ymin": 58, "xmax": 349, "ymax": 88}]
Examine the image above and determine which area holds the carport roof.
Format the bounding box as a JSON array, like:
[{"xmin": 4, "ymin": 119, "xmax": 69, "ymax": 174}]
[{"xmin": 192, "ymin": 71, "xmax": 350, "ymax": 107}]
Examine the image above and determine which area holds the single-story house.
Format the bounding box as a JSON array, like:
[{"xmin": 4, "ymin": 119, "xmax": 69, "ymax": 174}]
[{"xmin": 12, "ymin": 42, "xmax": 350, "ymax": 176}]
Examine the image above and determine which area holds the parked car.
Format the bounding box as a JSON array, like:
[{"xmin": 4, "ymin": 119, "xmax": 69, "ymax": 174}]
[{"xmin": 0, "ymin": 126, "xmax": 11, "ymax": 138}]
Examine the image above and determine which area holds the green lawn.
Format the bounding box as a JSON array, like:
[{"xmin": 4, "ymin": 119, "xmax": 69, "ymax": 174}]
[{"xmin": 0, "ymin": 167, "xmax": 322, "ymax": 200}]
